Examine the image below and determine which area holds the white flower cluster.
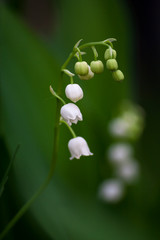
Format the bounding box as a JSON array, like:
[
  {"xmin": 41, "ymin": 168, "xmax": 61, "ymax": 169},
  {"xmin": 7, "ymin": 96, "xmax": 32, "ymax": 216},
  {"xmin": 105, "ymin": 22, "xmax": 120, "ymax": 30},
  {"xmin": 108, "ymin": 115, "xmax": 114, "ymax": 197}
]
[
  {"xmin": 60, "ymin": 64, "xmax": 95, "ymax": 159},
  {"xmin": 98, "ymin": 101, "xmax": 145, "ymax": 203},
  {"xmin": 51, "ymin": 40, "xmax": 124, "ymax": 160}
]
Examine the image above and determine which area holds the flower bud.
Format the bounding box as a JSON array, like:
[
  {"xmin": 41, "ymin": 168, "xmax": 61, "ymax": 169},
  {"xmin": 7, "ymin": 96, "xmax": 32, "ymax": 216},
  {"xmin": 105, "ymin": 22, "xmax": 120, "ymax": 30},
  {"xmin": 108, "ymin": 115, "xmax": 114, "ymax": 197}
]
[
  {"xmin": 90, "ymin": 60, "xmax": 104, "ymax": 74},
  {"xmin": 104, "ymin": 48, "xmax": 117, "ymax": 60},
  {"xmin": 65, "ymin": 84, "xmax": 83, "ymax": 103},
  {"xmin": 106, "ymin": 59, "xmax": 118, "ymax": 71},
  {"xmin": 78, "ymin": 66, "xmax": 94, "ymax": 80},
  {"xmin": 68, "ymin": 136, "xmax": 93, "ymax": 160},
  {"xmin": 60, "ymin": 103, "xmax": 82, "ymax": 126},
  {"xmin": 74, "ymin": 61, "xmax": 89, "ymax": 76},
  {"xmin": 112, "ymin": 70, "xmax": 124, "ymax": 81}
]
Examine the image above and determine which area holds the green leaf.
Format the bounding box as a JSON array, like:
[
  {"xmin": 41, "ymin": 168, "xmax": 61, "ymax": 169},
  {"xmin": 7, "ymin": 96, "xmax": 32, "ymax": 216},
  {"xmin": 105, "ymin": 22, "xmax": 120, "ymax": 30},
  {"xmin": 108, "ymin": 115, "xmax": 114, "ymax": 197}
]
[{"xmin": 0, "ymin": 145, "xmax": 20, "ymax": 197}]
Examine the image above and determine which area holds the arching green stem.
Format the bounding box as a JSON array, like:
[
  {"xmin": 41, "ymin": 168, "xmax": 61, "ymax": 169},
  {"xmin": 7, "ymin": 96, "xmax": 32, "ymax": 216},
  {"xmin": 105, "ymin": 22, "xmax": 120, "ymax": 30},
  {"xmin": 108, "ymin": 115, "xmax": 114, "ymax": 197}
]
[
  {"xmin": 70, "ymin": 76, "xmax": 74, "ymax": 84},
  {"xmin": 61, "ymin": 40, "xmax": 112, "ymax": 71},
  {"xmin": 60, "ymin": 119, "xmax": 77, "ymax": 138},
  {"xmin": 50, "ymin": 85, "xmax": 66, "ymax": 105},
  {"xmin": 91, "ymin": 46, "xmax": 98, "ymax": 61}
]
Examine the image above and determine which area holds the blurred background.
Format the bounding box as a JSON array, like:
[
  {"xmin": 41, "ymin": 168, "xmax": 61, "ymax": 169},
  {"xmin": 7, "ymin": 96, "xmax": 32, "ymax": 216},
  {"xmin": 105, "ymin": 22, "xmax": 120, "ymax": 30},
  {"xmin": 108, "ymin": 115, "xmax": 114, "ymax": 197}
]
[{"xmin": 0, "ymin": 0, "xmax": 160, "ymax": 239}]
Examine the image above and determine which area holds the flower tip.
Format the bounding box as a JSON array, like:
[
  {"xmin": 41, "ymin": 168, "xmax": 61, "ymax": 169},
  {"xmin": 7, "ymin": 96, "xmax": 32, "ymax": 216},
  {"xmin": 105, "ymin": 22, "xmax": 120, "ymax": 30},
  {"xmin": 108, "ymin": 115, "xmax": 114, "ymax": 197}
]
[{"xmin": 87, "ymin": 152, "xmax": 93, "ymax": 157}]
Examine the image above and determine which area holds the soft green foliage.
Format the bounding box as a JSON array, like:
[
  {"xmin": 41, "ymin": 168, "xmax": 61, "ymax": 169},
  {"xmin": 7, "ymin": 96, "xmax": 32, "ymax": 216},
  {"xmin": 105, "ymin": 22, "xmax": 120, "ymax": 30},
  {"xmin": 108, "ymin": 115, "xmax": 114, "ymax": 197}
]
[
  {"xmin": 0, "ymin": 1, "xmax": 154, "ymax": 240},
  {"xmin": 0, "ymin": 145, "xmax": 20, "ymax": 197}
]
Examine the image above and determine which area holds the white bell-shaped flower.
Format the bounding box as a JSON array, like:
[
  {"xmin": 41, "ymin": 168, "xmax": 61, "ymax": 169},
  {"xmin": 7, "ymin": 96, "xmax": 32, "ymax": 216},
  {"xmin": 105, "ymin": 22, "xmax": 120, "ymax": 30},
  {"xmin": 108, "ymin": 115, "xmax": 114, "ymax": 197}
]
[
  {"xmin": 98, "ymin": 179, "xmax": 124, "ymax": 203},
  {"xmin": 68, "ymin": 136, "xmax": 93, "ymax": 160},
  {"xmin": 60, "ymin": 103, "xmax": 82, "ymax": 126},
  {"xmin": 65, "ymin": 84, "xmax": 83, "ymax": 103}
]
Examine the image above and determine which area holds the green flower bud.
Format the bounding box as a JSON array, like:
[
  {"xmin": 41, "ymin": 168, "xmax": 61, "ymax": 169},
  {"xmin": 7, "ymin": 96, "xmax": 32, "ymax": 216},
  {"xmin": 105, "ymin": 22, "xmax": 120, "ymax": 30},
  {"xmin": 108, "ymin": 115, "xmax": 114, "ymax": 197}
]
[
  {"xmin": 112, "ymin": 70, "xmax": 124, "ymax": 81},
  {"xmin": 78, "ymin": 66, "xmax": 94, "ymax": 80},
  {"xmin": 104, "ymin": 48, "xmax": 117, "ymax": 60},
  {"xmin": 106, "ymin": 59, "xmax": 118, "ymax": 71},
  {"xmin": 74, "ymin": 61, "xmax": 89, "ymax": 76},
  {"xmin": 90, "ymin": 60, "xmax": 104, "ymax": 74}
]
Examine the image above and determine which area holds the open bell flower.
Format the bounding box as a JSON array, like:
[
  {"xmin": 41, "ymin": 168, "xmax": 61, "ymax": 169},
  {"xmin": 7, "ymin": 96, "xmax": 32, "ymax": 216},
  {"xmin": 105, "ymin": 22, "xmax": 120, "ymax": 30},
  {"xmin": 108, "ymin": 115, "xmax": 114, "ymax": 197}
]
[
  {"xmin": 60, "ymin": 103, "xmax": 82, "ymax": 126},
  {"xmin": 65, "ymin": 84, "xmax": 83, "ymax": 103},
  {"xmin": 68, "ymin": 136, "xmax": 93, "ymax": 160}
]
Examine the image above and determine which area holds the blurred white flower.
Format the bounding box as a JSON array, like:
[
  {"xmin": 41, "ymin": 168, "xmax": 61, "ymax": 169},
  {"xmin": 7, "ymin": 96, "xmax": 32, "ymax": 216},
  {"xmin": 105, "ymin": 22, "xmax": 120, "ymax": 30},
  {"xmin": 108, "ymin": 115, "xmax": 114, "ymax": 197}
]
[
  {"xmin": 115, "ymin": 160, "xmax": 140, "ymax": 183},
  {"xmin": 65, "ymin": 84, "xmax": 83, "ymax": 103},
  {"xmin": 123, "ymin": 111, "xmax": 140, "ymax": 125},
  {"xmin": 98, "ymin": 179, "xmax": 124, "ymax": 203},
  {"xmin": 107, "ymin": 143, "xmax": 133, "ymax": 164},
  {"xmin": 108, "ymin": 117, "xmax": 130, "ymax": 138},
  {"xmin": 108, "ymin": 104, "xmax": 145, "ymax": 141},
  {"xmin": 68, "ymin": 136, "xmax": 93, "ymax": 160},
  {"xmin": 60, "ymin": 103, "xmax": 82, "ymax": 126}
]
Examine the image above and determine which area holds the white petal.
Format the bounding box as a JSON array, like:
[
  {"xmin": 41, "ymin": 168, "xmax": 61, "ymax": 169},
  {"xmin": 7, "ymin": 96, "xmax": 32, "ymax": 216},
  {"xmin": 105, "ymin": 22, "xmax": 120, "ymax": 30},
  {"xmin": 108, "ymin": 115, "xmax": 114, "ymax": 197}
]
[
  {"xmin": 72, "ymin": 118, "xmax": 78, "ymax": 124},
  {"xmin": 60, "ymin": 103, "xmax": 83, "ymax": 125},
  {"xmin": 77, "ymin": 112, "xmax": 83, "ymax": 121}
]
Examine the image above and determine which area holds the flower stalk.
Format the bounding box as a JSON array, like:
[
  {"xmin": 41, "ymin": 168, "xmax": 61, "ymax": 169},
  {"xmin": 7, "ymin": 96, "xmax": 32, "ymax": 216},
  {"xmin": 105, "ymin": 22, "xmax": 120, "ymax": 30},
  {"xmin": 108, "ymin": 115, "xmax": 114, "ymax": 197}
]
[{"xmin": 60, "ymin": 119, "xmax": 77, "ymax": 138}]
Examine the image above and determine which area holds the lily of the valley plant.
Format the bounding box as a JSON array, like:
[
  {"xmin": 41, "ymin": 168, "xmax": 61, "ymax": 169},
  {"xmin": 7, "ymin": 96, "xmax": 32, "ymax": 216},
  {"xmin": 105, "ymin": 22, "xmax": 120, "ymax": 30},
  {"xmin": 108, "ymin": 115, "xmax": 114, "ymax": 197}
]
[
  {"xmin": 50, "ymin": 38, "xmax": 124, "ymax": 160},
  {"xmin": 0, "ymin": 38, "xmax": 124, "ymax": 239}
]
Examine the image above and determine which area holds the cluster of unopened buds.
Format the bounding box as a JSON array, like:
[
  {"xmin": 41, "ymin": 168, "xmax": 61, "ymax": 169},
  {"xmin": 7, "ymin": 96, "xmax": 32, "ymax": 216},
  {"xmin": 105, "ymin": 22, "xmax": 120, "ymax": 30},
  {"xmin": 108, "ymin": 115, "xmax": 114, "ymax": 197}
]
[
  {"xmin": 98, "ymin": 101, "xmax": 145, "ymax": 203},
  {"xmin": 50, "ymin": 39, "xmax": 124, "ymax": 160}
]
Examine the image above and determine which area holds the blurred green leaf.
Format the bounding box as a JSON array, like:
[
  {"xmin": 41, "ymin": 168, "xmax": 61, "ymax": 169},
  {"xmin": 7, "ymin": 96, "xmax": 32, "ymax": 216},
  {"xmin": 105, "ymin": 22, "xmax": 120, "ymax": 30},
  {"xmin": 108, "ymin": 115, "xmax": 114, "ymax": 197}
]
[{"xmin": 0, "ymin": 145, "xmax": 20, "ymax": 197}]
